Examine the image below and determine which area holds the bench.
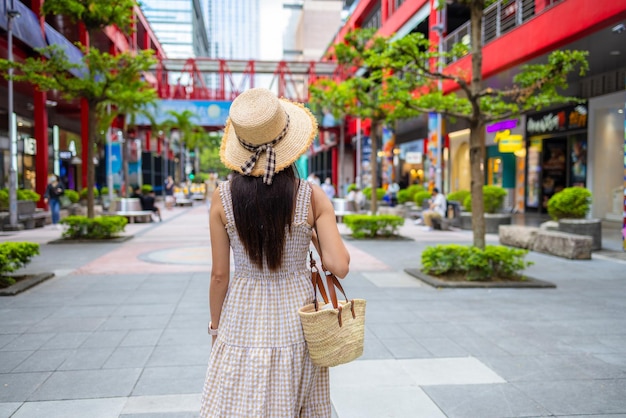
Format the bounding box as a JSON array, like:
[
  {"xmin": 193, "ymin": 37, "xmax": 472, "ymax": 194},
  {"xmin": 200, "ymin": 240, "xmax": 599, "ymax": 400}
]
[
  {"xmin": 107, "ymin": 198, "xmax": 154, "ymax": 224},
  {"xmin": 332, "ymin": 198, "xmax": 357, "ymax": 223},
  {"xmin": 499, "ymin": 225, "xmax": 539, "ymax": 249},
  {"xmin": 174, "ymin": 192, "xmax": 193, "ymax": 207},
  {"xmin": 19, "ymin": 210, "xmax": 50, "ymax": 229},
  {"xmin": 532, "ymin": 229, "xmax": 592, "ymax": 260}
]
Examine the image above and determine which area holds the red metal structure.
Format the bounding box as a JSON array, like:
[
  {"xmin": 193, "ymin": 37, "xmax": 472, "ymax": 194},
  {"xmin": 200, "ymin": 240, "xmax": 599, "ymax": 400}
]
[{"xmin": 154, "ymin": 58, "xmax": 341, "ymax": 103}]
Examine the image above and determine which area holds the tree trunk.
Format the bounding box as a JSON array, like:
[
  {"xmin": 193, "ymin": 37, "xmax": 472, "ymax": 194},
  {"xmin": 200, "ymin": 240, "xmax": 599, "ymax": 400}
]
[
  {"xmin": 469, "ymin": 0, "xmax": 486, "ymax": 248},
  {"xmin": 369, "ymin": 120, "xmax": 379, "ymax": 215},
  {"xmin": 469, "ymin": 120, "xmax": 485, "ymax": 248},
  {"xmin": 87, "ymin": 103, "xmax": 97, "ymax": 218}
]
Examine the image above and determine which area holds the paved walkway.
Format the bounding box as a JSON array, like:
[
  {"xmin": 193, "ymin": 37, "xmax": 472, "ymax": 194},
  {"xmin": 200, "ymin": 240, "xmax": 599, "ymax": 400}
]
[{"xmin": 0, "ymin": 204, "xmax": 625, "ymax": 417}]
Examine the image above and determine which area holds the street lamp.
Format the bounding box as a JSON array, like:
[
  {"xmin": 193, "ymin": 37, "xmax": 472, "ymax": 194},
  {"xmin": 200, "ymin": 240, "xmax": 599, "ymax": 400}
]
[{"xmin": 6, "ymin": 0, "xmax": 21, "ymax": 229}]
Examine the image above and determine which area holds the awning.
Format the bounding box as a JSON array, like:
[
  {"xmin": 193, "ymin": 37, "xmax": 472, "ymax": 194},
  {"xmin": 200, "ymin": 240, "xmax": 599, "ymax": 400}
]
[
  {"xmin": 0, "ymin": 0, "xmax": 47, "ymax": 50},
  {"xmin": 44, "ymin": 23, "xmax": 85, "ymax": 78}
]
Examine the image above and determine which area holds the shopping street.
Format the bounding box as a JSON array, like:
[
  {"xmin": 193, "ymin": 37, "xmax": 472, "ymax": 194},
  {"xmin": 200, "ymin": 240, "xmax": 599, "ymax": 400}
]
[{"xmin": 0, "ymin": 204, "xmax": 625, "ymax": 418}]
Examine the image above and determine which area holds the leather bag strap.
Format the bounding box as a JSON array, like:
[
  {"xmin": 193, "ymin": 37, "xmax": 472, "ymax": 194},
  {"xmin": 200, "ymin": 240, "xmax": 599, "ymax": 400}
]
[{"xmin": 310, "ymin": 187, "xmax": 354, "ymax": 320}]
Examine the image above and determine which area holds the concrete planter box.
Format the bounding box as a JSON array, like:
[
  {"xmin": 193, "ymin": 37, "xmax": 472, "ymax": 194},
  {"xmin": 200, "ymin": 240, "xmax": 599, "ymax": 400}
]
[
  {"xmin": 460, "ymin": 212, "xmax": 512, "ymax": 234},
  {"xmin": 558, "ymin": 218, "xmax": 602, "ymax": 251}
]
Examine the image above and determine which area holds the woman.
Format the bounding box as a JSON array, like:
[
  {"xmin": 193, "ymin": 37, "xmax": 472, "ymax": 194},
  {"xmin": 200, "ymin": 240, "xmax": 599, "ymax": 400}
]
[
  {"xmin": 164, "ymin": 176, "xmax": 175, "ymax": 209},
  {"xmin": 200, "ymin": 88, "xmax": 350, "ymax": 417},
  {"xmin": 44, "ymin": 174, "xmax": 64, "ymax": 228}
]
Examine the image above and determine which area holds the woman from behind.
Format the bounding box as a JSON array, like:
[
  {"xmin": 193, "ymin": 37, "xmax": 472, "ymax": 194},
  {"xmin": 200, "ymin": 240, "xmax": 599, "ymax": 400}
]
[{"xmin": 200, "ymin": 88, "xmax": 350, "ymax": 417}]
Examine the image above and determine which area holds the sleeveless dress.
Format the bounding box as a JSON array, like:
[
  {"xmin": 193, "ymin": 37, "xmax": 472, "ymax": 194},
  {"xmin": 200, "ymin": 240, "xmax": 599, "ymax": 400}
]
[{"xmin": 200, "ymin": 180, "xmax": 330, "ymax": 417}]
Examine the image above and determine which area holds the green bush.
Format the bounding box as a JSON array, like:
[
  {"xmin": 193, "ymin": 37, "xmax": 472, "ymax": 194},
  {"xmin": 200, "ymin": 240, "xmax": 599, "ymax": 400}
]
[
  {"xmin": 406, "ymin": 184, "xmax": 425, "ymax": 201},
  {"xmin": 64, "ymin": 190, "xmax": 80, "ymax": 204},
  {"xmin": 362, "ymin": 187, "xmax": 386, "ymax": 201},
  {"xmin": 347, "ymin": 183, "xmax": 358, "ymax": 193},
  {"xmin": 141, "ymin": 184, "xmax": 153, "ymax": 194},
  {"xmin": 0, "ymin": 188, "xmax": 40, "ymax": 208},
  {"xmin": 343, "ymin": 214, "xmax": 405, "ymax": 238},
  {"xmin": 79, "ymin": 187, "xmax": 99, "ymax": 200},
  {"xmin": 0, "ymin": 242, "xmax": 40, "ymax": 286},
  {"xmin": 421, "ymin": 244, "xmax": 533, "ymax": 281},
  {"xmin": 547, "ymin": 187, "xmax": 591, "ymax": 220},
  {"xmin": 463, "ymin": 185, "xmax": 507, "ymax": 213},
  {"xmin": 414, "ymin": 191, "xmax": 432, "ymax": 207},
  {"xmin": 17, "ymin": 189, "xmax": 41, "ymax": 202},
  {"xmin": 397, "ymin": 189, "xmax": 411, "ymax": 204},
  {"xmin": 447, "ymin": 190, "xmax": 470, "ymax": 206},
  {"xmin": 60, "ymin": 215, "xmax": 127, "ymax": 239}
]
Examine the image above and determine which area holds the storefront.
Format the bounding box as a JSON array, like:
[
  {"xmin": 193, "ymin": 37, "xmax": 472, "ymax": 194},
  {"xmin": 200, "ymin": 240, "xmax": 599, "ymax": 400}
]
[
  {"xmin": 398, "ymin": 138, "xmax": 425, "ymax": 188},
  {"xmin": 485, "ymin": 117, "xmax": 526, "ymax": 212},
  {"xmin": 525, "ymin": 104, "xmax": 588, "ymax": 213},
  {"xmin": 587, "ymin": 91, "xmax": 625, "ymax": 223}
]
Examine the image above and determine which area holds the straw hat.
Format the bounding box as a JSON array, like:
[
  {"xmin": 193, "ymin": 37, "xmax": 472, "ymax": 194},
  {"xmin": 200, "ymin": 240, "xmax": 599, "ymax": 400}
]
[{"xmin": 220, "ymin": 88, "xmax": 317, "ymax": 184}]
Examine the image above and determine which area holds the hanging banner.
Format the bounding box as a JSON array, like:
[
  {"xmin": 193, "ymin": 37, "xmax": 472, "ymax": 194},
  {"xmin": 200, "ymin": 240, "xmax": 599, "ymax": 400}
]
[{"xmin": 106, "ymin": 142, "xmax": 122, "ymax": 189}]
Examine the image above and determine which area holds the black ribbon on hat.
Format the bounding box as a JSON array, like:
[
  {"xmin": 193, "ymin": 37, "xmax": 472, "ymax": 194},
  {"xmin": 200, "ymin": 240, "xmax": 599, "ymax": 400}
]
[{"xmin": 237, "ymin": 113, "xmax": 290, "ymax": 185}]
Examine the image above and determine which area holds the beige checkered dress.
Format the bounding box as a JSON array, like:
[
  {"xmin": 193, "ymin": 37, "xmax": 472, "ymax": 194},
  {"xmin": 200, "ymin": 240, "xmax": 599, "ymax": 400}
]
[{"xmin": 200, "ymin": 180, "xmax": 330, "ymax": 417}]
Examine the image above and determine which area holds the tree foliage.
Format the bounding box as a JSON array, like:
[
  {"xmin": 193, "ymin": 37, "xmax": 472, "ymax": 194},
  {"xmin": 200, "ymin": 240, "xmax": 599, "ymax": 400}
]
[
  {"xmin": 0, "ymin": 0, "xmax": 156, "ymax": 218},
  {"xmin": 313, "ymin": 1, "xmax": 588, "ymax": 247}
]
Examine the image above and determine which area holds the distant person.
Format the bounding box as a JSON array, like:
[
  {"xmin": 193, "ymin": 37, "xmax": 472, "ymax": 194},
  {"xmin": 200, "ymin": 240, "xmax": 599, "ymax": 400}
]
[
  {"xmin": 164, "ymin": 176, "xmax": 175, "ymax": 209},
  {"xmin": 387, "ymin": 182, "xmax": 400, "ymax": 207},
  {"xmin": 347, "ymin": 186, "xmax": 365, "ymax": 212},
  {"xmin": 414, "ymin": 187, "xmax": 447, "ymax": 230},
  {"xmin": 307, "ymin": 172, "xmax": 320, "ymax": 186},
  {"xmin": 141, "ymin": 190, "xmax": 162, "ymax": 222},
  {"xmin": 44, "ymin": 174, "xmax": 64, "ymax": 228},
  {"xmin": 321, "ymin": 177, "xmax": 335, "ymax": 200}
]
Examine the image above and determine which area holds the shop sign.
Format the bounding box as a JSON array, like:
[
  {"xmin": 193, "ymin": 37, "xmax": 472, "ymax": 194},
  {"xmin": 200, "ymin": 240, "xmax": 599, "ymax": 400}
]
[
  {"xmin": 23, "ymin": 137, "xmax": 36, "ymax": 155},
  {"xmin": 405, "ymin": 152, "xmax": 423, "ymax": 164},
  {"xmin": 59, "ymin": 150, "xmax": 73, "ymax": 160},
  {"xmin": 494, "ymin": 130, "xmax": 523, "ymax": 153},
  {"xmin": 526, "ymin": 104, "xmax": 587, "ymax": 135}
]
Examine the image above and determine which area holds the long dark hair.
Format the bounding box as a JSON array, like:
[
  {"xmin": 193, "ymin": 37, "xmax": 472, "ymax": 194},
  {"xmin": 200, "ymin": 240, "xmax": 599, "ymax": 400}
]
[{"xmin": 230, "ymin": 165, "xmax": 300, "ymax": 271}]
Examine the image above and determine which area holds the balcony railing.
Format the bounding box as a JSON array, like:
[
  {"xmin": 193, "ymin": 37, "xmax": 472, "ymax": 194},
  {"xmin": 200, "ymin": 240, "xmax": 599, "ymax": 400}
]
[{"xmin": 443, "ymin": 0, "xmax": 564, "ymax": 64}]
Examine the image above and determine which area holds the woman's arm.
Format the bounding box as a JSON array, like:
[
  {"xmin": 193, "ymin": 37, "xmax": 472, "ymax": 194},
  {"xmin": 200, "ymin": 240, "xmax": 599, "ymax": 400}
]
[
  {"xmin": 309, "ymin": 185, "xmax": 350, "ymax": 278},
  {"xmin": 209, "ymin": 188, "xmax": 230, "ymax": 342}
]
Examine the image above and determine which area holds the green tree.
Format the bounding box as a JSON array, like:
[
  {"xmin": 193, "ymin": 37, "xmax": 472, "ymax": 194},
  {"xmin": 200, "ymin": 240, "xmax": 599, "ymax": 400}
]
[
  {"xmin": 323, "ymin": 1, "xmax": 588, "ymax": 248},
  {"xmin": 161, "ymin": 110, "xmax": 200, "ymax": 182},
  {"xmin": 310, "ymin": 29, "xmax": 420, "ymax": 214},
  {"xmin": 0, "ymin": 0, "xmax": 155, "ymax": 218}
]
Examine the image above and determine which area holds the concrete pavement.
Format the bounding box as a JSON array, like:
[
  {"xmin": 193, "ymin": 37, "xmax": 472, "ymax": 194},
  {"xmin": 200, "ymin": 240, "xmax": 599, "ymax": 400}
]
[{"xmin": 0, "ymin": 204, "xmax": 625, "ymax": 417}]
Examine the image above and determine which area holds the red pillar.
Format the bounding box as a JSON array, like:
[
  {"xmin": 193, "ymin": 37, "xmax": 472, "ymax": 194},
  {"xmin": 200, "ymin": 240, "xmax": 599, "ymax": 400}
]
[
  {"xmin": 144, "ymin": 130, "xmax": 151, "ymax": 152},
  {"xmin": 32, "ymin": 0, "xmax": 48, "ymax": 207},
  {"xmin": 79, "ymin": 24, "xmax": 90, "ymax": 189},
  {"xmin": 331, "ymin": 145, "xmax": 338, "ymax": 189},
  {"xmin": 34, "ymin": 91, "xmax": 49, "ymax": 208}
]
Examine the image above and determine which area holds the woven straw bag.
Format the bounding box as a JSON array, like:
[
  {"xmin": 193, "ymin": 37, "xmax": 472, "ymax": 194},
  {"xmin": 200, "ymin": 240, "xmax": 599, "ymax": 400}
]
[{"xmin": 298, "ymin": 190, "xmax": 366, "ymax": 367}]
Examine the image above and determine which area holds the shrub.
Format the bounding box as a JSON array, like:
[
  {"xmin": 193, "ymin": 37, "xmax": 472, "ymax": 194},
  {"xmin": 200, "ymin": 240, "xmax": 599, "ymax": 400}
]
[
  {"xmin": 343, "ymin": 214, "xmax": 404, "ymax": 238},
  {"xmin": 79, "ymin": 187, "xmax": 99, "ymax": 200},
  {"xmin": 421, "ymin": 244, "xmax": 533, "ymax": 281},
  {"xmin": 0, "ymin": 242, "xmax": 40, "ymax": 286},
  {"xmin": 406, "ymin": 184, "xmax": 425, "ymax": 201},
  {"xmin": 547, "ymin": 187, "xmax": 591, "ymax": 220},
  {"xmin": 397, "ymin": 189, "xmax": 411, "ymax": 204},
  {"xmin": 141, "ymin": 184, "xmax": 153, "ymax": 194},
  {"xmin": 17, "ymin": 189, "xmax": 41, "ymax": 202},
  {"xmin": 463, "ymin": 185, "xmax": 507, "ymax": 213},
  {"xmin": 0, "ymin": 188, "xmax": 40, "ymax": 208},
  {"xmin": 347, "ymin": 183, "xmax": 358, "ymax": 193},
  {"xmin": 362, "ymin": 187, "xmax": 386, "ymax": 201},
  {"xmin": 60, "ymin": 215, "xmax": 127, "ymax": 239},
  {"xmin": 414, "ymin": 191, "xmax": 432, "ymax": 207},
  {"xmin": 447, "ymin": 190, "xmax": 470, "ymax": 206},
  {"xmin": 64, "ymin": 190, "xmax": 80, "ymax": 204}
]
